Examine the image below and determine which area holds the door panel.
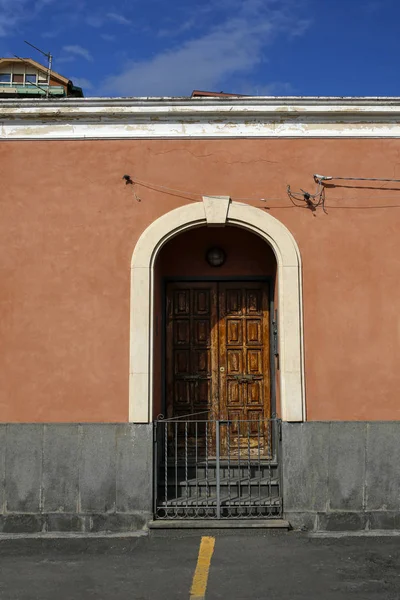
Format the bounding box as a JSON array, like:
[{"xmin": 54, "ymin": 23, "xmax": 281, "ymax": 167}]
[
  {"xmin": 218, "ymin": 283, "xmax": 271, "ymax": 456},
  {"xmin": 166, "ymin": 283, "xmax": 218, "ymax": 421},
  {"xmin": 166, "ymin": 281, "xmax": 271, "ymax": 456},
  {"xmin": 218, "ymin": 283, "xmax": 270, "ymax": 421}
]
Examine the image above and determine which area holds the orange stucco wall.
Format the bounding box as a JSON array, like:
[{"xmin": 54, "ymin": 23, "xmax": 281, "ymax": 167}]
[{"xmin": 2, "ymin": 138, "xmax": 400, "ymax": 422}]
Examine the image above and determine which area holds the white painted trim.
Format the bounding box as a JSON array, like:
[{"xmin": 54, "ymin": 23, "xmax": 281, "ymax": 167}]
[
  {"xmin": 3, "ymin": 97, "xmax": 400, "ymax": 139},
  {"xmin": 129, "ymin": 201, "xmax": 305, "ymax": 423},
  {"xmin": 3, "ymin": 121, "xmax": 400, "ymax": 140}
]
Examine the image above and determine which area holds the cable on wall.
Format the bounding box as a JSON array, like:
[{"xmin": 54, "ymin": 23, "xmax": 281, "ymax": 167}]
[
  {"xmin": 123, "ymin": 173, "xmax": 400, "ymax": 212},
  {"xmin": 313, "ymin": 174, "xmax": 400, "ymax": 184},
  {"xmin": 287, "ymin": 173, "xmax": 400, "ymax": 213},
  {"xmin": 286, "ymin": 180, "xmax": 326, "ymax": 213},
  {"xmin": 122, "ymin": 174, "xmax": 287, "ymax": 204}
]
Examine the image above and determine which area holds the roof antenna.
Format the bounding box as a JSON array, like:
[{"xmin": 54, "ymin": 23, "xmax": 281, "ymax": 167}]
[{"xmin": 24, "ymin": 40, "xmax": 53, "ymax": 98}]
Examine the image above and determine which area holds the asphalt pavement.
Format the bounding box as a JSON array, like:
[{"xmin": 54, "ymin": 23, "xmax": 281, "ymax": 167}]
[{"xmin": 0, "ymin": 531, "xmax": 399, "ymax": 599}]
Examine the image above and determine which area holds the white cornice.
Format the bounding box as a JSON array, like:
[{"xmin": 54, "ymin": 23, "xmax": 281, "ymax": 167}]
[{"xmin": 2, "ymin": 96, "xmax": 400, "ymax": 139}]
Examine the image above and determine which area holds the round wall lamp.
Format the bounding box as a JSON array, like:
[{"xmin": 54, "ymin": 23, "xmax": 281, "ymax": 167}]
[{"xmin": 206, "ymin": 247, "xmax": 226, "ymax": 267}]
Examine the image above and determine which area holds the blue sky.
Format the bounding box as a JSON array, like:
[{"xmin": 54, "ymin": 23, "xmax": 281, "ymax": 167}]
[{"xmin": 1, "ymin": 0, "xmax": 399, "ymax": 97}]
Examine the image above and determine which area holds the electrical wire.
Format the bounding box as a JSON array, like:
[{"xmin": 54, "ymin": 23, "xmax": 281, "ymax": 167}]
[
  {"xmin": 131, "ymin": 176, "xmax": 285, "ymax": 204},
  {"xmin": 314, "ymin": 175, "xmax": 400, "ymax": 184},
  {"xmin": 287, "ymin": 181, "xmax": 327, "ymax": 213},
  {"xmin": 332, "ymin": 177, "xmax": 400, "ymax": 182},
  {"xmin": 132, "ymin": 176, "xmax": 200, "ymax": 199},
  {"xmin": 287, "ymin": 173, "xmax": 400, "ymax": 213},
  {"xmin": 130, "ymin": 173, "xmax": 400, "ymax": 213}
]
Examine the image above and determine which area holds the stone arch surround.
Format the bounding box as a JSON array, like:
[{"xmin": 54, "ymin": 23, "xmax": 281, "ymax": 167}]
[{"xmin": 129, "ymin": 199, "xmax": 305, "ymax": 422}]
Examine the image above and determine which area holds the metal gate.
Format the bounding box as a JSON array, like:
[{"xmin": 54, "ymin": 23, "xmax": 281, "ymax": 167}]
[{"xmin": 154, "ymin": 416, "xmax": 282, "ymax": 520}]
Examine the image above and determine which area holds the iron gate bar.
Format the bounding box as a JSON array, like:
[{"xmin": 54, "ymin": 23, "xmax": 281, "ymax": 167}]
[
  {"xmin": 205, "ymin": 421, "xmax": 209, "ymax": 514},
  {"xmin": 237, "ymin": 420, "xmax": 241, "ymax": 516},
  {"xmin": 247, "ymin": 422, "xmax": 251, "ymax": 501},
  {"xmin": 164, "ymin": 422, "xmax": 167, "ymax": 508},
  {"xmin": 258, "ymin": 421, "xmax": 261, "ymax": 506},
  {"xmin": 154, "ymin": 417, "xmax": 282, "ymax": 520},
  {"xmin": 175, "ymin": 422, "xmax": 178, "ymax": 511},
  {"xmin": 185, "ymin": 422, "xmax": 188, "ymax": 511},
  {"xmin": 195, "ymin": 422, "xmax": 198, "ymax": 515},
  {"xmin": 215, "ymin": 424, "xmax": 220, "ymax": 519}
]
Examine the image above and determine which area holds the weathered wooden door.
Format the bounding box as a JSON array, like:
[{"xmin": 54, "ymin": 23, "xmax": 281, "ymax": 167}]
[
  {"xmin": 165, "ymin": 283, "xmax": 219, "ymax": 421},
  {"xmin": 166, "ymin": 281, "xmax": 271, "ymax": 454},
  {"xmin": 218, "ymin": 282, "xmax": 271, "ymax": 456}
]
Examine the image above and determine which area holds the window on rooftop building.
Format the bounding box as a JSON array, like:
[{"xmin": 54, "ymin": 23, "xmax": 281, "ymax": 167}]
[
  {"xmin": 26, "ymin": 74, "xmax": 37, "ymax": 85},
  {"xmin": 0, "ymin": 72, "xmax": 11, "ymax": 84},
  {"xmin": 38, "ymin": 72, "xmax": 48, "ymax": 84},
  {"xmin": 12, "ymin": 73, "xmax": 24, "ymax": 84}
]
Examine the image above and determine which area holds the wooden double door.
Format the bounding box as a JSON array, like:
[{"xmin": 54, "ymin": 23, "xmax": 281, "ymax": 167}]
[{"xmin": 165, "ymin": 281, "xmax": 271, "ymax": 452}]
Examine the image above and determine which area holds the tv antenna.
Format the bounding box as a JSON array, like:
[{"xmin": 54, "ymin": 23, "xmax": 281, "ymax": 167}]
[{"xmin": 24, "ymin": 40, "xmax": 53, "ymax": 98}]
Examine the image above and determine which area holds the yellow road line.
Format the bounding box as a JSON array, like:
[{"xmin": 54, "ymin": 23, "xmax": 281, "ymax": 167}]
[{"xmin": 190, "ymin": 536, "xmax": 216, "ymax": 600}]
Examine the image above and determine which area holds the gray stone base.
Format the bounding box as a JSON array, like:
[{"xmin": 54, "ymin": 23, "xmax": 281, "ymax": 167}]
[
  {"xmin": 0, "ymin": 512, "xmax": 150, "ymax": 534},
  {"xmin": 285, "ymin": 511, "xmax": 400, "ymax": 532},
  {"xmin": 1, "ymin": 420, "xmax": 399, "ymax": 533},
  {"xmin": 0, "ymin": 423, "xmax": 153, "ymax": 533},
  {"xmin": 149, "ymin": 519, "xmax": 290, "ymax": 529},
  {"xmin": 282, "ymin": 421, "xmax": 400, "ymax": 532}
]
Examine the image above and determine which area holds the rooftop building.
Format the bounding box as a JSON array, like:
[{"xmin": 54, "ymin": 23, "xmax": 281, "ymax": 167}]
[{"xmin": 0, "ymin": 57, "xmax": 83, "ymax": 98}]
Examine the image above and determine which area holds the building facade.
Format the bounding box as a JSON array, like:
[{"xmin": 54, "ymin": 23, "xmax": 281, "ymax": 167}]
[
  {"xmin": 0, "ymin": 58, "xmax": 83, "ymax": 98},
  {"xmin": 1, "ymin": 96, "xmax": 400, "ymax": 533}
]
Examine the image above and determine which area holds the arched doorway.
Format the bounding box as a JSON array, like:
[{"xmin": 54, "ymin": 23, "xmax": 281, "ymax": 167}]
[
  {"xmin": 130, "ymin": 199, "xmax": 304, "ymax": 520},
  {"xmin": 129, "ymin": 198, "xmax": 304, "ymax": 425},
  {"xmin": 153, "ymin": 226, "xmax": 277, "ymax": 435}
]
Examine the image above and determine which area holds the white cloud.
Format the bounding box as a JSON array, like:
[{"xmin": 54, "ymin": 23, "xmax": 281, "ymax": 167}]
[
  {"xmin": 62, "ymin": 45, "xmax": 93, "ymax": 62},
  {"xmin": 56, "ymin": 56, "xmax": 75, "ymax": 64},
  {"xmin": 101, "ymin": 33, "xmax": 116, "ymax": 42},
  {"xmin": 158, "ymin": 18, "xmax": 197, "ymax": 38},
  {"xmin": 0, "ymin": 0, "xmax": 59, "ymax": 36},
  {"xmin": 0, "ymin": 0, "xmax": 85, "ymax": 37},
  {"xmin": 41, "ymin": 30, "xmax": 59, "ymax": 38},
  {"xmin": 0, "ymin": 16, "xmax": 14, "ymax": 36},
  {"xmin": 102, "ymin": 1, "xmax": 310, "ymax": 96},
  {"xmin": 364, "ymin": 1, "xmax": 382, "ymax": 13},
  {"xmin": 86, "ymin": 11, "xmax": 131, "ymax": 28},
  {"xmin": 246, "ymin": 81, "xmax": 295, "ymax": 95},
  {"xmin": 70, "ymin": 76, "xmax": 93, "ymax": 90},
  {"xmin": 86, "ymin": 15, "xmax": 104, "ymax": 28},
  {"xmin": 107, "ymin": 12, "xmax": 131, "ymax": 25},
  {"xmin": 289, "ymin": 18, "xmax": 311, "ymax": 37},
  {"xmin": 34, "ymin": 0, "xmax": 55, "ymax": 9}
]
